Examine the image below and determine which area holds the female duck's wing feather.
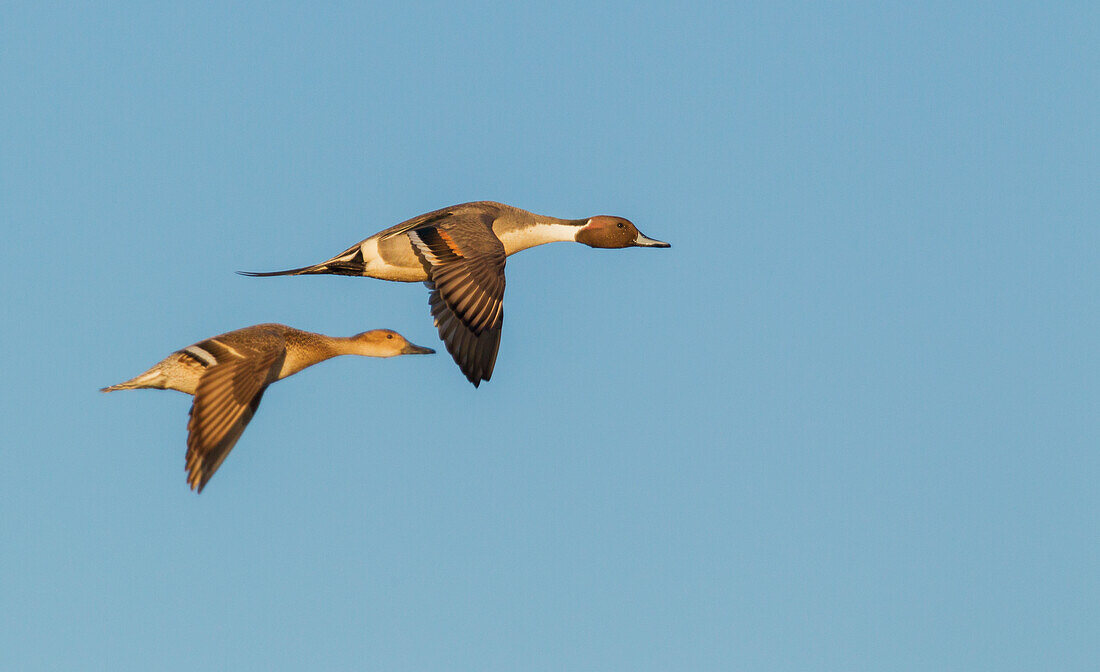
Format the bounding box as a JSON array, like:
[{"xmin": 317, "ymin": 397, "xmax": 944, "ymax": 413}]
[
  {"xmin": 185, "ymin": 329, "xmax": 286, "ymax": 492},
  {"xmin": 407, "ymin": 211, "xmax": 506, "ymax": 387}
]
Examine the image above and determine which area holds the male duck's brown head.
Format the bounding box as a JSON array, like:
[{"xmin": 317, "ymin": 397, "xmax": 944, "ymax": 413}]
[{"xmin": 575, "ymin": 216, "xmax": 671, "ymax": 249}]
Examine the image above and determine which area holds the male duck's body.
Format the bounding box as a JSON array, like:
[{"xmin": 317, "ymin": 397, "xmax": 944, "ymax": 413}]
[
  {"xmin": 243, "ymin": 201, "xmax": 670, "ymax": 386},
  {"xmin": 101, "ymin": 323, "xmax": 433, "ymax": 492}
]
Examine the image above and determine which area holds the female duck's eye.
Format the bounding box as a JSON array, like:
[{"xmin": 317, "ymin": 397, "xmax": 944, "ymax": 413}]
[
  {"xmin": 387, "ymin": 334, "xmax": 393, "ymax": 339},
  {"xmin": 617, "ymin": 222, "xmax": 625, "ymax": 228}
]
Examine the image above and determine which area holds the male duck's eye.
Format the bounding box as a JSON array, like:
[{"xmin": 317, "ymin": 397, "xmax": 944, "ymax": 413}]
[{"xmin": 617, "ymin": 222, "xmax": 625, "ymax": 228}]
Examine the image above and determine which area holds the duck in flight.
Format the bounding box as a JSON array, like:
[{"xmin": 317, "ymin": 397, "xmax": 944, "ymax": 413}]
[
  {"xmin": 241, "ymin": 201, "xmax": 670, "ymax": 386},
  {"xmin": 101, "ymin": 324, "xmax": 434, "ymax": 492}
]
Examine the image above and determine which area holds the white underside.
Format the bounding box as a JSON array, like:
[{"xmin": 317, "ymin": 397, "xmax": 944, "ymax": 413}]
[
  {"xmin": 357, "ymin": 237, "xmax": 381, "ymax": 269},
  {"xmin": 346, "ymin": 222, "xmax": 579, "ymax": 281}
]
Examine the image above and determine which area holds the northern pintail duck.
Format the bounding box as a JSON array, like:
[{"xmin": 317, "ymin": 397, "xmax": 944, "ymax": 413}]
[
  {"xmin": 242, "ymin": 201, "xmax": 670, "ymax": 386},
  {"xmin": 101, "ymin": 323, "xmax": 434, "ymax": 492}
]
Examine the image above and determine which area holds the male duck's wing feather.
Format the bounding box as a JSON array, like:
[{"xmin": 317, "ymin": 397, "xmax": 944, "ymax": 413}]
[
  {"xmin": 185, "ymin": 330, "xmax": 285, "ymax": 492},
  {"xmin": 379, "ymin": 208, "xmax": 455, "ymax": 241},
  {"xmin": 407, "ymin": 211, "xmax": 506, "ymax": 387}
]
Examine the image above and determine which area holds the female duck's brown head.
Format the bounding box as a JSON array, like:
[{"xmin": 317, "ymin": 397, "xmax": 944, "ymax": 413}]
[
  {"xmin": 575, "ymin": 216, "xmax": 671, "ymax": 249},
  {"xmin": 349, "ymin": 329, "xmax": 436, "ymax": 357}
]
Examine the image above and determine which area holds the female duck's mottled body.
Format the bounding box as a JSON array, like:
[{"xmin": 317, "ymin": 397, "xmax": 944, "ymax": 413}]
[
  {"xmin": 102, "ymin": 323, "xmax": 433, "ymax": 492},
  {"xmin": 242, "ymin": 201, "xmax": 671, "ymax": 386}
]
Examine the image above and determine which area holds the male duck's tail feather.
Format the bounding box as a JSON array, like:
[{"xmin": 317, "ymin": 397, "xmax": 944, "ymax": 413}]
[{"xmin": 237, "ymin": 265, "xmax": 326, "ymax": 277}]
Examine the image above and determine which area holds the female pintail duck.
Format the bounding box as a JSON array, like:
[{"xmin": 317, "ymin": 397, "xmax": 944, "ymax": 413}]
[
  {"xmin": 101, "ymin": 324, "xmax": 434, "ymax": 492},
  {"xmin": 241, "ymin": 201, "xmax": 670, "ymax": 387}
]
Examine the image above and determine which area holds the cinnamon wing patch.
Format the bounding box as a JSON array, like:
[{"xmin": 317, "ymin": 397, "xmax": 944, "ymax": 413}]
[
  {"xmin": 184, "ymin": 337, "xmax": 284, "ymax": 492},
  {"xmin": 408, "ymin": 215, "xmax": 506, "ymax": 387}
]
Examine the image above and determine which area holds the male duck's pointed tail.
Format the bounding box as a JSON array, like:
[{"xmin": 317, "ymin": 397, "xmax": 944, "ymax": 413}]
[
  {"xmin": 238, "ymin": 241, "xmax": 369, "ymax": 278},
  {"xmin": 237, "ymin": 265, "xmax": 328, "ymax": 277}
]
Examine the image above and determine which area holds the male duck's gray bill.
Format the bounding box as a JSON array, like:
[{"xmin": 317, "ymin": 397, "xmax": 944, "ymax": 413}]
[
  {"xmin": 634, "ymin": 233, "xmax": 671, "ymax": 248},
  {"xmin": 402, "ymin": 342, "xmax": 436, "ymax": 355}
]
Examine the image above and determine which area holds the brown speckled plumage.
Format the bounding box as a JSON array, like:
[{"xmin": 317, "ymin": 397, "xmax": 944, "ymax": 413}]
[{"xmin": 101, "ymin": 324, "xmax": 433, "ymax": 492}]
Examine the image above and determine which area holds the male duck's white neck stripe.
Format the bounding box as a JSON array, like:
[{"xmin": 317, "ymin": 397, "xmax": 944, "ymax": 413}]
[{"xmin": 496, "ymin": 222, "xmax": 580, "ymax": 255}]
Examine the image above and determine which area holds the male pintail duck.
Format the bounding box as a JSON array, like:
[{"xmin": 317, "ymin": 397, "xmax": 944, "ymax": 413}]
[
  {"xmin": 241, "ymin": 201, "xmax": 670, "ymax": 387},
  {"xmin": 101, "ymin": 324, "xmax": 434, "ymax": 492}
]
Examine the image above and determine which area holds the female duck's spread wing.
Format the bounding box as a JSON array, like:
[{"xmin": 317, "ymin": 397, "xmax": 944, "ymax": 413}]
[{"xmin": 185, "ymin": 331, "xmax": 285, "ymax": 492}]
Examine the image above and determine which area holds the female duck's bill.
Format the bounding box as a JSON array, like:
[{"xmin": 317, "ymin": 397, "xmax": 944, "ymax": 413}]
[{"xmin": 100, "ymin": 323, "xmax": 435, "ymax": 492}]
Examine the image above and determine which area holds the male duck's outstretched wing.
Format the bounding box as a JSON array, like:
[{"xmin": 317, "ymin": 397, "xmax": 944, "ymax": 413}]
[
  {"xmin": 185, "ymin": 330, "xmax": 285, "ymax": 492},
  {"xmin": 407, "ymin": 211, "xmax": 506, "ymax": 387}
]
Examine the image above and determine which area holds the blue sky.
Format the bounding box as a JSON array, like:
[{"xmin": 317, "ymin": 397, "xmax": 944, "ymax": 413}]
[{"xmin": 2, "ymin": 2, "xmax": 1098, "ymax": 670}]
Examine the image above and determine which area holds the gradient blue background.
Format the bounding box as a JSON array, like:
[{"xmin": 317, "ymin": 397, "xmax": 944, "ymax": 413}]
[{"xmin": 2, "ymin": 2, "xmax": 1097, "ymax": 670}]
